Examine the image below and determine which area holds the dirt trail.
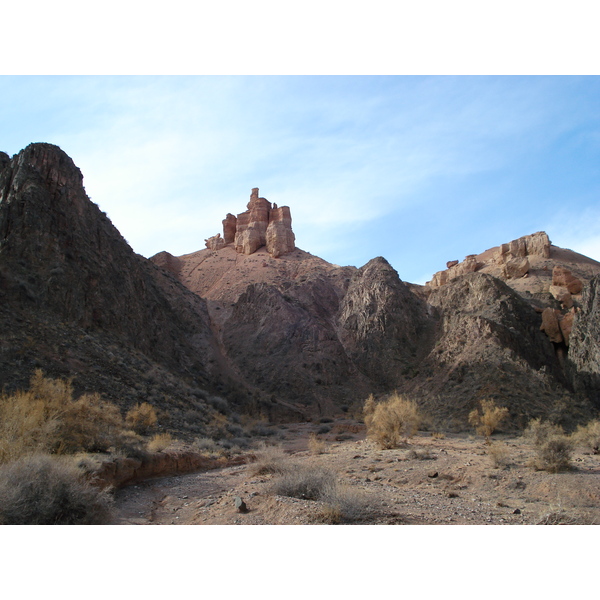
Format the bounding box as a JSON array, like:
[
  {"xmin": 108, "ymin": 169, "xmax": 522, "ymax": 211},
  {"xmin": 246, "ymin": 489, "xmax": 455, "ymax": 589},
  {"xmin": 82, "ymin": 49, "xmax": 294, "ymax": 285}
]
[{"xmin": 113, "ymin": 420, "xmax": 600, "ymax": 525}]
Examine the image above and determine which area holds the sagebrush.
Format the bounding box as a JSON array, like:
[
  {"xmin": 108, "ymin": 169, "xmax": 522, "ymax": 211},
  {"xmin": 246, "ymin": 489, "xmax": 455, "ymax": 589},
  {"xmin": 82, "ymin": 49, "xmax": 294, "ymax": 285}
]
[
  {"xmin": 0, "ymin": 455, "xmax": 113, "ymax": 525},
  {"xmin": 0, "ymin": 370, "xmax": 133, "ymax": 463},
  {"xmin": 524, "ymin": 418, "xmax": 572, "ymax": 473},
  {"xmin": 363, "ymin": 392, "xmax": 422, "ymax": 449},
  {"xmin": 468, "ymin": 399, "xmax": 509, "ymax": 444}
]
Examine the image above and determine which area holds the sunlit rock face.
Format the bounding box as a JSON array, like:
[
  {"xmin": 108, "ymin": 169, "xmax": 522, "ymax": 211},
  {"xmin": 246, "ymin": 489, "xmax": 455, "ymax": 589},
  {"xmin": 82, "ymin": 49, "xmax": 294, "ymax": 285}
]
[{"xmin": 204, "ymin": 188, "xmax": 296, "ymax": 258}]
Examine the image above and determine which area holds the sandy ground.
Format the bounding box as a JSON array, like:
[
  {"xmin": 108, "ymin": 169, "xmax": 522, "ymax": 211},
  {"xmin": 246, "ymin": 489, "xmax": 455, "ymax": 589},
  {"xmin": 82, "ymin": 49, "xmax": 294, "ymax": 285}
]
[{"xmin": 113, "ymin": 419, "xmax": 600, "ymax": 525}]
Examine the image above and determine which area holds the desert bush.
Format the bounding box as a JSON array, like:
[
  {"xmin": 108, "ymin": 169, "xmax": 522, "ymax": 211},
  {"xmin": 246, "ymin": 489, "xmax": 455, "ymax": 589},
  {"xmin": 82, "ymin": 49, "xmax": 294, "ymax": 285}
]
[
  {"xmin": 146, "ymin": 433, "xmax": 173, "ymax": 452},
  {"xmin": 308, "ymin": 432, "xmax": 327, "ymax": 455},
  {"xmin": 523, "ymin": 418, "xmax": 564, "ymax": 447},
  {"xmin": 533, "ymin": 436, "xmax": 573, "ymax": 473},
  {"xmin": 468, "ymin": 399, "xmax": 509, "ymax": 444},
  {"xmin": 0, "ymin": 455, "xmax": 113, "ymax": 525},
  {"xmin": 363, "ymin": 392, "xmax": 422, "ymax": 449},
  {"xmin": 249, "ymin": 443, "xmax": 289, "ymax": 476},
  {"xmin": 315, "ymin": 484, "xmax": 368, "ymax": 524},
  {"xmin": 0, "ymin": 370, "xmax": 128, "ymax": 462},
  {"xmin": 272, "ymin": 464, "xmax": 337, "ymax": 500},
  {"xmin": 571, "ymin": 420, "xmax": 600, "ymax": 454},
  {"xmin": 487, "ymin": 443, "xmax": 511, "ymax": 469},
  {"xmin": 125, "ymin": 402, "xmax": 158, "ymax": 435},
  {"xmin": 523, "ymin": 418, "xmax": 572, "ymax": 472}
]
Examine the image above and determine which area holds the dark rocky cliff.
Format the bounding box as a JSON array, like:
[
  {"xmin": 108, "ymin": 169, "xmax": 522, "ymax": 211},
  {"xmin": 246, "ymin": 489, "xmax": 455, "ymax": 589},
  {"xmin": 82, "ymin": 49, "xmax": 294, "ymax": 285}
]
[{"xmin": 0, "ymin": 144, "xmax": 246, "ymax": 426}]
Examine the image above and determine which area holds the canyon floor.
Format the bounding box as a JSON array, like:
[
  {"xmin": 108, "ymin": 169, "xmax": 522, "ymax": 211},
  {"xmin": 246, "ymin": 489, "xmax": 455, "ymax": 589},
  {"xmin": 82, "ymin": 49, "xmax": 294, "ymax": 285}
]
[{"xmin": 113, "ymin": 419, "xmax": 600, "ymax": 525}]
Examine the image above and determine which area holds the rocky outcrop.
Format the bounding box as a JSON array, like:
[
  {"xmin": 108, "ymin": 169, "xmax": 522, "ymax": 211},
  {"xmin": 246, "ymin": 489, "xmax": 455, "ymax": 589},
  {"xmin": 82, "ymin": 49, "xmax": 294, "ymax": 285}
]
[
  {"xmin": 428, "ymin": 232, "xmax": 550, "ymax": 289},
  {"xmin": 338, "ymin": 257, "xmax": 434, "ymax": 388},
  {"xmin": 234, "ymin": 188, "xmax": 271, "ymax": 255},
  {"xmin": 569, "ymin": 275, "xmax": 600, "ymax": 406},
  {"xmin": 205, "ymin": 233, "xmax": 226, "ymax": 251},
  {"xmin": 0, "ymin": 143, "xmax": 245, "ymax": 415},
  {"xmin": 222, "ymin": 213, "xmax": 237, "ymax": 244},
  {"xmin": 412, "ymin": 272, "xmax": 574, "ymax": 428},
  {"xmin": 205, "ymin": 188, "xmax": 296, "ymax": 258},
  {"xmin": 266, "ymin": 205, "xmax": 295, "ymax": 258},
  {"xmin": 496, "ymin": 231, "xmax": 550, "ymax": 261},
  {"xmin": 553, "ymin": 266, "xmax": 583, "ymax": 295}
]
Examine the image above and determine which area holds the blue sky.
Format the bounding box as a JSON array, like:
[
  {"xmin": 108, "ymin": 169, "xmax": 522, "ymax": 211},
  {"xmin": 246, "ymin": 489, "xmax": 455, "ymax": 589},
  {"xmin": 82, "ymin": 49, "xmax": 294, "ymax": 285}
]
[{"xmin": 1, "ymin": 75, "xmax": 599, "ymax": 284}]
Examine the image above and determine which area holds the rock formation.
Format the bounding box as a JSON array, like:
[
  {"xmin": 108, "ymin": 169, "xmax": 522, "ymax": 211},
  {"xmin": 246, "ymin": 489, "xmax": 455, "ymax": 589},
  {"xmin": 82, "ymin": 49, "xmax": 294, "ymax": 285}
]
[
  {"xmin": 204, "ymin": 188, "xmax": 295, "ymax": 258},
  {"xmin": 428, "ymin": 232, "xmax": 551, "ymax": 289},
  {"xmin": 3, "ymin": 142, "xmax": 600, "ymax": 431},
  {"xmin": 569, "ymin": 275, "xmax": 600, "ymax": 407},
  {"xmin": 0, "ymin": 143, "xmax": 248, "ymax": 425}
]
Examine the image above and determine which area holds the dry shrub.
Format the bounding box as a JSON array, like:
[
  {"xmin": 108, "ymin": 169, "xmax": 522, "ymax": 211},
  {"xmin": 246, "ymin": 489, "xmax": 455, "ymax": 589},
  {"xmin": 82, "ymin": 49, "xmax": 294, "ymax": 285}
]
[
  {"xmin": 271, "ymin": 463, "xmax": 368, "ymax": 523},
  {"xmin": 249, "ymin": 443, "xmax": 288, "ymax": 476},
  {"xmin": 125, "ymin": 402, "xmax": 158, "ymax": 435},
  {"xmin": 308, "ymin": 432, "xmax": 327, "ymax": 455},
  {"xmin": 0, "ymin": 455, "xmax": 113, "ymax": 524},
  {"xmin": 272, "ymin": 464, "xmax": 337, "ymax": 500},
  {"xmin": 534, "ymin": 437, "xmax": 573, "ymax": 473},
  {"xmin": 315, "ymin": 484, "xmax": 368, "ymax": 524},
  {"xmin": 572, "ymin": 420, "xmax": 600, "ymax": 454},
  {"xmin": 523, "ymin": 418, "xmax": 563, "ymax": 446},
  {"xmin": 363, "ymin": 392, "xmax": 422, "ymax": 449},
  {"xmin": 147, "ymin": 433, "xmax": 173, "ymax": 452},
  {"xmin": 524, "ymin": 418, "xmax": 572, "ymax": 473},
  {"xmin": 487, "ymin": 443, "xmax": 511, "ymax": 469},
  {"xmin": 0, "ymin": 370, "xmax": 127, "ymax": 463},
  {"xmin": 468, "ymin": 399, "xmax": 509, "ymax": 444}
]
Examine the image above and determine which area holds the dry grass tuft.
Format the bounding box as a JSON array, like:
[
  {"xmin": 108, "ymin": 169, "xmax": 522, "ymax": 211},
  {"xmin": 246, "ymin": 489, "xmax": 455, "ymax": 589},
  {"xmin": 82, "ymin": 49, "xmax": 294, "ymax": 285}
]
[
  {"xmin": 363, "ymin": 392, "xmax": 422, "ymax": 449},
  {"xmin": 308, "ymin": 432, "xmax": 327, "ymax": 455},
  {"xmin": 468, "ymin": 399, "xmax": 509, "ymax": 444},
  {"xmin": 0, "ymin": 454, "xmax": 113, "ymax": 524},
  {"xmin": 487, "ymin": 443, "xmax": 511, "ymax": 469},
  {"xmin": 249, "ymin": 443, "xmax": 289, "ymax": 476},
  {"xmin": 146, "ymin": 433, "xmax": 173, "ymax": 452}
]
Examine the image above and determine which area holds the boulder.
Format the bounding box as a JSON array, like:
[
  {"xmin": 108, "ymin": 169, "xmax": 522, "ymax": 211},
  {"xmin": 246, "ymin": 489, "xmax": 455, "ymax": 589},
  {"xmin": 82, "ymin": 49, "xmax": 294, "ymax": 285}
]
[
  {"xmin": 540, "ymin": 308, "xmax": 564, "ymax": 344},
  {"xmin": 503, "ymin": 257, "xmax": 530, "ymax": 279},
  {"xmin": 205, "ymin": 233, "xmax": 226, "ymax": 251},
  {"xmin": 549, "ymin": 285, "xmax": 573, "ymax": 309},
  {"xmin": 553, "ymin": 266, "xmax": 583, "ymax": 295}
]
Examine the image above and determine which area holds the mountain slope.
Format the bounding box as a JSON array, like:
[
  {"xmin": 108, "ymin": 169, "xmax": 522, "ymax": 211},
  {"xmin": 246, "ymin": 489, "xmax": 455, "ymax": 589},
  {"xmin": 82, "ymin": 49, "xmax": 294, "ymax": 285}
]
[{"xmin": 0, "ymin": 143, "xmax": 249, "ymax": 432}]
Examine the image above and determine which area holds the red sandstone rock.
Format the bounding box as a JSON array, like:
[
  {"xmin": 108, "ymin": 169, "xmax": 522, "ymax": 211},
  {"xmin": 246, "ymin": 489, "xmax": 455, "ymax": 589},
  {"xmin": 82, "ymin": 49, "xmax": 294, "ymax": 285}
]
[
  {"xmin": 266, "ymin": 205, "xmax": 295, "ymax": 258},
  {"xmin": 559, "ymin": 309, "xmax": 575, "ymax": 346},
  {"xmin": 222, "ymin": 213, "xmax": 237, "ymax": 244},
  {"xmin": 503, "ymin": 257, "xmax": 530, "ymax": 279},
  {"xmin": 234, "ymin": 188, "xmax": 272, "ymax": 255},
  {"xmin": 549, "ymin": 285, "xmax": 573, "ymax": 309},
  {"xmin": 540, "ymin": 307, "xmax": 564, "ymax": 344},
  {"xmin": 205, "ymin": 233, "xmax": 226, "ymax": 251},
  {"xmin": 553, "ymin": 266, "xmax": 583, "ymax": 295}
]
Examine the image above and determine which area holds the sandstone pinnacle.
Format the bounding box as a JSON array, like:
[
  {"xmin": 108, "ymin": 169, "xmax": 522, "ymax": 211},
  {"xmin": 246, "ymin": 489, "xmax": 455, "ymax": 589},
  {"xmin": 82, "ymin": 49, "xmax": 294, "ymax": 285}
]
[{"xmin": 204, "ymin": 188, "xmax": 295, "ymax": 258}]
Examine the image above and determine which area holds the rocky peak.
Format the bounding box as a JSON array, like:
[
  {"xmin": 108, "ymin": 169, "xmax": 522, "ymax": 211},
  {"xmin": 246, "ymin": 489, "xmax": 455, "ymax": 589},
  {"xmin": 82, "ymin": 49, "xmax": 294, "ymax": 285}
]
[
  {"xmin": 428, "ymin": 232, "xmax": 551, "ymax": 289},
  {"xmin": 204, "ymin": 188, "xmax": 295, "ymax": 258}
]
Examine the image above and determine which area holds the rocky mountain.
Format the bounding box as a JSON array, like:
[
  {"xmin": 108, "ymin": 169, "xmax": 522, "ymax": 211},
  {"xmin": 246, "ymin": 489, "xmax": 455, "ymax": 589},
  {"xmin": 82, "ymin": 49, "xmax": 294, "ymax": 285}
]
[
  {"xmin": 2, "ymin": 143, "xmax": 599, "ymax": 433},
  {"xmin": 0, "ymin": 143, "xmax": 252, "ymax": 436}
]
